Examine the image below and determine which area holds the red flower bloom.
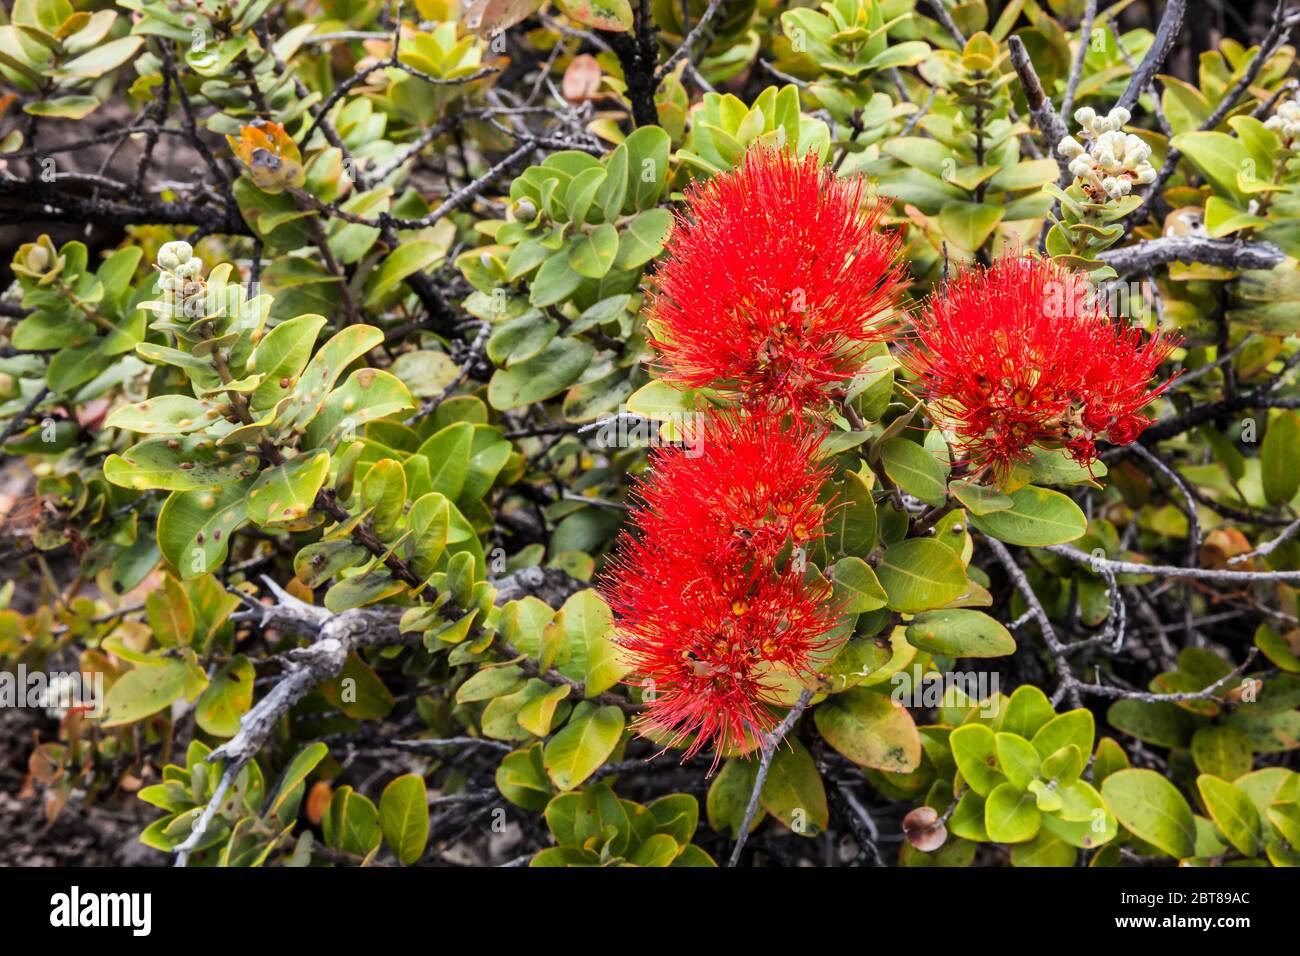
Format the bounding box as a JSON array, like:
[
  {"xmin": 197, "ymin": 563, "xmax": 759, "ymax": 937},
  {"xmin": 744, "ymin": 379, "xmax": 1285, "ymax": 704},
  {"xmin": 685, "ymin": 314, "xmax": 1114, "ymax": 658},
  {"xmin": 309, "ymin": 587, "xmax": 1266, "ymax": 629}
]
[
  {"xmin": 903, "ymin": 255, "xmax": 1179, "ymax": 477},
  {"xmin": 626, "ymin": 411, "xmax": 832, "ymax": 568},
  {"xmin": 647, "ymin": 146, "xmax": 906, "ymax": 409},
  {"xmin": 603, "ymin": 540, "xmax": 836, "ymax": 760},
  {"xmin": 600, "ymin": 410, "xmax": 837, "ymax": 760}
]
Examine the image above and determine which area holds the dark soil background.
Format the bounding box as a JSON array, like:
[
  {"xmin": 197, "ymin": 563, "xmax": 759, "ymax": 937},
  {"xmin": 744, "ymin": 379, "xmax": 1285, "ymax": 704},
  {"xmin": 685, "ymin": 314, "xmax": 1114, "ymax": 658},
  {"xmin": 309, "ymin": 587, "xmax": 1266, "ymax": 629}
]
[{"xmin": 0, "ymin": 707, "xmax": 161, "ymax": 867}]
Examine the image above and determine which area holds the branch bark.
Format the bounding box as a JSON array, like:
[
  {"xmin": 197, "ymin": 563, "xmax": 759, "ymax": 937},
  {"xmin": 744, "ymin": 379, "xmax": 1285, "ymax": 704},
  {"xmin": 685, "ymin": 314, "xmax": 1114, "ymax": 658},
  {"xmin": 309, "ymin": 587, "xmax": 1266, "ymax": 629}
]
[
  {"xmin": 173, "ymin": 566, "xmax": 598, "ymax": 865},
  {"xmin": 1096, "ymin": 235, "xmax": 1285, "ymax": 276},
  {"xmin": 1115, "ymin": 0, "xmax": 1187, "ymax": 115},
  {"xmin": 1007, "ymin": 36, "xmax": 1071, "ymax": 182}
]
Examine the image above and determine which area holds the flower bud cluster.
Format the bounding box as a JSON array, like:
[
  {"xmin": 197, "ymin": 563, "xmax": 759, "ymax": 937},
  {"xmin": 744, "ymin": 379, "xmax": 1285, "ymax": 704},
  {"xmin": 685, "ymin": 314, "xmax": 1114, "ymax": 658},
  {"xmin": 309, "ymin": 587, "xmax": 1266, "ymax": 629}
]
[
  {"xmin": 1057, "ymin": 106, "xmax": 1157, "ymax": 201},
  {"xmin": 154, "ymin": 241, "xmax": 206, "ymax": 316},
  {"xmin": 1264, "ymin": 96, "xmax": 1300, "ymax": 145}
]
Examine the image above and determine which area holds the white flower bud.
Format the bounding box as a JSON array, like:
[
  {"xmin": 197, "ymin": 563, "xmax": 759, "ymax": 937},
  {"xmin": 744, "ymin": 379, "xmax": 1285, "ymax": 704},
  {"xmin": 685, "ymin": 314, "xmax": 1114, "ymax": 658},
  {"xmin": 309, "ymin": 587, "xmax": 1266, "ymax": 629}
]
[
  {"xmin": 1108, "ymin": 107, "xmax": 1131, "ymax": 128},
  {"xmin": 1057, "ymin": 136, "xmax": 1085, "ymax": 158},
  {"xmin": 1074, "ymin": 107, "xmax": 1096, "ymax": 127}
]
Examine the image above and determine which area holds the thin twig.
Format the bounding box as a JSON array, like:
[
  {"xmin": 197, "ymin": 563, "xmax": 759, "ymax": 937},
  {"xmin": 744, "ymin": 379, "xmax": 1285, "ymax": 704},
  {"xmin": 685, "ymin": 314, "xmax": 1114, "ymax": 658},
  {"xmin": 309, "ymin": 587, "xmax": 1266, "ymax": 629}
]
[{"xmin": 728, "ymin": 689, "xmax": 814, "ymax": 867}]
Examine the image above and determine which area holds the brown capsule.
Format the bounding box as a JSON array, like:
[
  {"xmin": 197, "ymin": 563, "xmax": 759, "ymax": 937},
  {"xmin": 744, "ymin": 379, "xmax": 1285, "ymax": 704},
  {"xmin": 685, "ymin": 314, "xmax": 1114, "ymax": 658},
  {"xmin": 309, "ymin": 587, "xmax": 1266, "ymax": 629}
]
[{"xmin": 902, "ymin": 806, "xmax": 948, "ymax": 853}]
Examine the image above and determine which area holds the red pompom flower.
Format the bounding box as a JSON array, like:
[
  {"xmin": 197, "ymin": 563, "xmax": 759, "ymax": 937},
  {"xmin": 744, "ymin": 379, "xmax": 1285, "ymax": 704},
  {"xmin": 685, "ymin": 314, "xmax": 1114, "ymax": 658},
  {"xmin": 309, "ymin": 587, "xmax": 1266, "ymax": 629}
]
[
  {"xmin": 903, "ymin": 255, "xmax": 1179, "ymax": 477},
  {"xmin": 600, "ymin": 411, "xmax": 837, "ymax": 760},
  {"xmin": 647, "ymin": 146, "xmax": 906, "ymax": 409},
  {"xmin": 623, "ymin": 411, "xmax": 833, "ymax": 569}
]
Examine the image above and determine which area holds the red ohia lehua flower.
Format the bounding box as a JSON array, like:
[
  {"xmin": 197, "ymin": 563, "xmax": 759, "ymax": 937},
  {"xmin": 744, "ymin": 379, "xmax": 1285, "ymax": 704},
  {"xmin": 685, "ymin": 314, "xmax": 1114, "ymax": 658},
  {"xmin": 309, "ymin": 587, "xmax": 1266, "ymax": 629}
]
[
  {"xmin": 647, "ymin": 146, "xmax": 906, "ymax": 410},
  {"xmin": 600, "ymin": 411, "xmax": 838, "ymax": 760},
  {"xmin": 624, "ymin": 411, "xmax": 833, "ymax": 568},
  {"xmin": 903, "ymin": 254, "xmax": 1179, "ymax": 477}
]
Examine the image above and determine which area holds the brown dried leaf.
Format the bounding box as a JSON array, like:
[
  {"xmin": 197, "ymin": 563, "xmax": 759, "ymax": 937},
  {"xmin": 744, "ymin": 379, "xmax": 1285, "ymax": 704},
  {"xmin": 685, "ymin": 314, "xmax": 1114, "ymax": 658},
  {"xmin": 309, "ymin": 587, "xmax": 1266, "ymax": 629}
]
[{"xmin": 562, "ymin": 54, "xmax": 603, "ymax": 103}]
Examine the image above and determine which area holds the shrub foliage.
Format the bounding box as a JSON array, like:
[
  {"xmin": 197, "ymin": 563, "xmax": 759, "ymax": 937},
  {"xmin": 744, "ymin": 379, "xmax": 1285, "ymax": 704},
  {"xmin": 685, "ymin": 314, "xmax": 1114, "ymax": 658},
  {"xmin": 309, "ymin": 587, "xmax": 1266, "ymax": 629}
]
[{"xmin": 2, "ymin": 0, "xmax": 1300, "ymax": 868}]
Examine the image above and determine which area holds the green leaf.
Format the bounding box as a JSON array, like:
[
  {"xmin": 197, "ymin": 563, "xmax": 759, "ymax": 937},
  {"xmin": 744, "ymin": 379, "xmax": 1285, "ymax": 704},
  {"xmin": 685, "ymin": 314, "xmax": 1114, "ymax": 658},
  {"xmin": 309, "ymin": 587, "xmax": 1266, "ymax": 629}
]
[
  {"xmin": 813, "ymin": 686, "xmax": 921, "ymax": 773},
  {"xmin": 969, "ymin": 485, "xmax": 1087, "ymax": 546},
  {"xmin": 194, "ymin": 655, "xmax": 254, "ymax": 737},
  {"xmin": 949, "ymin": 723, "xmax": 1004, "ymax": 796},
  {"xmin": 23, "ymin": 95, "xmax": 100, "ymax": 119},
  {"xmin": 517, "ymin": 684, "xmax": 571, "ymax": 736},
  {"xmin": 361, "ymin": 458, "xmax": 407, "ymax": 538},
  {"xmin": 570, "ymin": 222, "xmax": 620, "ymax": 279},
  {"xmin": 543, "ymin": 702, "xmax": 625, "ymax": 791},
  {"xmin": 564, "ymin": 166, "xmax": 608, "ymax": 224},
  {"xmin": 554, "ymin": 0, "xmax": 633, "ymax": 31},
  {"xmin": 249, "ymin": 313, "xmax": 328, "ymax": 411},
  {"xmin": 1255, "ymin": 622, "xmax": 1300, "ymax": 672},
  {"xmin": 1106, "ymin": 698, "xmax": 1197, "ymax": 748},
  {"xmin": 829, "ymin": 557, "xmax": 888, "ymax": 614},
  {"xmin": 648, "ymin": 793, "xmax": 698, "ymax": 844},
  {"xmin": 880, "ymin": 438, "xmax": 947, "ymax": 506},
  {"xmin": 999, "ymin": 685, "xmax": 1056, "ymax": 739},
  {"xmin": 984, "ymin": 782, "xmax": 1041, "ymax": 843},
  {"xmin": 362, "ymin": 240, "xmax": 445, "ymax": 308},
  {"xmin": 105, "ymin": 437, "xmax": 249, "ymax": 492},
  {"xmin": 1101, "ymin": 768, "xmax": 1196, "ymax": 858},
  {"xmin": 544, "ymin": 783, "xmax": 628, "ymax": 854},
  {"xmin": 949, "ymin": 479, "xmax": 1013, "ymax": 515},
  {"xmin": 268, "ymin": 742, "xmax": 328, "ymax": 822},
  {"xmin": 1041, "ymin": 744, "xmax": 1084, "ymax": 787},
  {"xmin": 629, "ymin": 832, "xmax": 679, "ymax": 866},
  {"xmin": 560, "ymin": 589, "xmax": 626, "ymax": 697},
  {"xmin": 906, "ymin": 609, "xmax": 1016, "ymax": 658},
  {"xmin": 938, "ymin": 201, "xmax": 1005, "ymax": 254},
  {"xmin": 380, "ymin": 774, "xmax": 430, "ymax": 865},
  {"xmin": 1169, "ymin": 131, "xmax": 1248, "ymax": 205},
  {"xmin": 1262, "ymin": 410, "xmax": 1300, "ymax": 506},
  {"xmin": 417, "ymin": 422, "xmax": 473, "ymax": 501},
  {"xmin": 157, "ymin": 481, "xmax": 252, "ymax": 579},
  {"xmin": 487, "ymin": 312, "xmax": 558, "ymax": 367},
  {"xmin": 105, "ymin": 395, "xmax": 213, "ymax": 434},
  {"xmin": 622, "ymin": 126, "xmax": 670, "ymax": 211},
  {"xmin": 302, "ymin": 368, "xmax": 414, "ymax": 450},
  {"xmin": 875, "ymin": 538, "xmax": 968, "ymax": 613},
  {"xmin": 276, "ymin": 325, "xmax": 385, "ymax": 434},
  {"xmin": 325, "ymin": 786, "xmax": 382, "ymax": 856},
  {"xmin": 613, "ymin": 208, "xmax": 673, "ymax": 270},
  {"xmin": 1190, "ymin": 725, "xmax": 1253, "ymax": 781},
  {"xmin": 1196, "ymin": 774, "xmax": 1261, "ymax": 858},
  {"xmin": 100, "ymin": 659, "xmax": 192, "ymax": 727},
  {"xmin": 760, "ymin": 737, "xmax": 827, "ymax": 837},
  {"xmin": 488, "ymin": 339, "xmax": 594, "ymax": 409},
  {"xmin": 826, "ymin": 470, "xmax": 877, "ymax": 557},
  {"xmin": 528, "ymin": 248, "xmax": 584, "ymax": 307},
  {"xmin": 56, "ymin": 34, "xmax": 143, "ymax": 79},
  {"xmin": 707, "ymin": 758, "xmax": 763, "ymax": 838},
  {"xmin": 1031, "ymin": 708, "xmax": 1094, "ymax": 760},
  {"xmin": 1011, "ymin": 831, "xmax": 1077, "ymax": 867},
  {"xmin": 246, "ymin": 450, "xmax": 329, "ymax": 525},
  {"xmin": 321, "ymin": 652, "xmax": 397, "ymax": 717},
  {"xmin": 995, "ymin": 733, "xmax": 1041, "ymax": 790}
]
